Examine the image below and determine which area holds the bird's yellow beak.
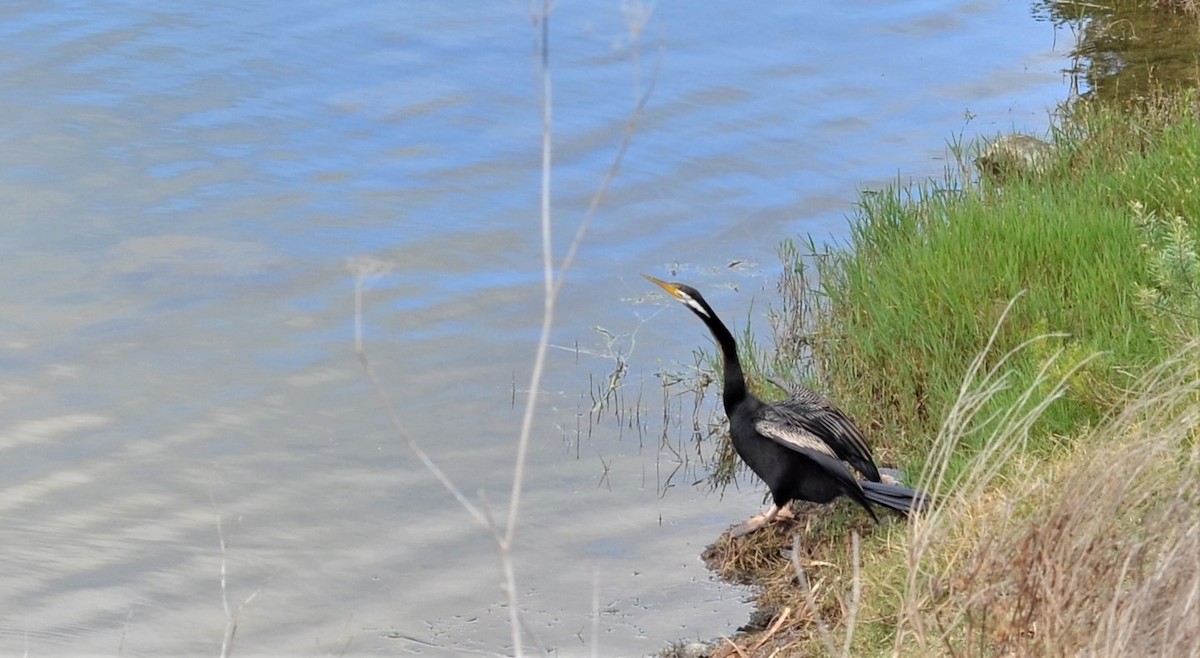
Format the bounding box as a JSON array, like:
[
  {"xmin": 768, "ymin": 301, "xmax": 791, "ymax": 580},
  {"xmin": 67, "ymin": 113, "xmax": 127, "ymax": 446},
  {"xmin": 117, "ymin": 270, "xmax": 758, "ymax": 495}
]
[{"xmin": 642, "ymin": 274, "xmax": 683, "ymax": 300}]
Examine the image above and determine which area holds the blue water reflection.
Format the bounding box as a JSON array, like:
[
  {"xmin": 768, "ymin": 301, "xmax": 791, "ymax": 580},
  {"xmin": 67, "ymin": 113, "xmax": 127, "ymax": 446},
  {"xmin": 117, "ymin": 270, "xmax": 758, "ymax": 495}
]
[{"xmin": 0, "ymin": 1, "xmax": 1072, "ymax": 654}]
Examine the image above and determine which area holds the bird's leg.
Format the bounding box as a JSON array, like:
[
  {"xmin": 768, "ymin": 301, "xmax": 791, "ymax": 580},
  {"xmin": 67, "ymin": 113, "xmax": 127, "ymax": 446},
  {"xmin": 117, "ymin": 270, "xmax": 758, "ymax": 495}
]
[{"xmin": 730, "ymin": 503, "xmax": 790, "ymax": 538}]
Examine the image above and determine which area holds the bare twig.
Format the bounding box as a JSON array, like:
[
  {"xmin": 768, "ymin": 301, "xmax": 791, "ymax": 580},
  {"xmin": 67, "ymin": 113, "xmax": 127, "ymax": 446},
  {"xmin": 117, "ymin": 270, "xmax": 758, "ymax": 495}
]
[
  {"xmin": 720, "ymin": 634, "xmax": 749, "ymax": 658},
  {"xmin": 549, "ymin": 11, "xmax": 659, "ymax": 298},
  {"xmin": 791, "ymin": 533, "xmax": 838, "ymax": 657},
  {"xmin": 841, "ymin": 532, "xmax": 861, "ymax": 658},
  {"xmin": 117, "ymin": 608, "xmax": 133, "ymax": 657},
  {"xmin": 590, "ymin": 568, "xmax": 600, "ymax": 658},
  {"xmin": 218, "ymin": 510, "xmax": 235, "ymax": 658},
  {"xmin": 750, "ymin": 606, "xmax": 792, "ymax": 651},
  {"xmin": 348, "ymin": 321, "xmax": 488, "ymax": 528},
  {"xmin": 351, "ymin": 3, "xmax": 654, "ymax": 654},
  {"xmin": 214, "ymin": 509, "xmax": 266, "ymax": 658}
]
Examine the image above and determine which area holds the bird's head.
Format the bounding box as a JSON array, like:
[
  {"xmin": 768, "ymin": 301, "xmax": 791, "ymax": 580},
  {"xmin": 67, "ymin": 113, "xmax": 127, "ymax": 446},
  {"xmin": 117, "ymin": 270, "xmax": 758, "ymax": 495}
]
[{"xmin": 643, "ymin": 274, "xmax": 716, "ymax": 320}]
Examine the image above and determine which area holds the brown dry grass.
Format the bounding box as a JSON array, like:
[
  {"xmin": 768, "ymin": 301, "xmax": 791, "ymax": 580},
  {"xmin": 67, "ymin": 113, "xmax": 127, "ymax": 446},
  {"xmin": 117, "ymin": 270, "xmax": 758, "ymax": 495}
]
[
  {"xmin": 898, "ymin": 342, "xmax": 1200, "ymax": 657},
  {"xmin": 699, "ymin": 503, "xmax": 904, "ymax": 657},
  {"xmin": 1151, "ymin": 0, "xmax": 1200, "ymax": 17}
]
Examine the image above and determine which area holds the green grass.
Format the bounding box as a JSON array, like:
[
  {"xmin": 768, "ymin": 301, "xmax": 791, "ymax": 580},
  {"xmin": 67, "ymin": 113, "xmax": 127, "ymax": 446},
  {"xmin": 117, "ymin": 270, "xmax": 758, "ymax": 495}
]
[{"xmin": 794, "ymin": 93, "xmax": 1200, "ymax": 480}]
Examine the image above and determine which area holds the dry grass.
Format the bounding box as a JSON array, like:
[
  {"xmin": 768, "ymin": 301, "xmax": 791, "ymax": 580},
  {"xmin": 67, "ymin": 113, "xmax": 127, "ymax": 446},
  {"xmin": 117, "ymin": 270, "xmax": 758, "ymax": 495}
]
[
  {"xmin": 1150, "ymin": 0, "xmax": 1200, "ymax": 18},
  {"xmin": 698, "ymin": 502, "xmax": 900, "ymax": 657},
  {"xmin": 897, "ymin": 342, "xmax": 1200, "ymax": 657}
]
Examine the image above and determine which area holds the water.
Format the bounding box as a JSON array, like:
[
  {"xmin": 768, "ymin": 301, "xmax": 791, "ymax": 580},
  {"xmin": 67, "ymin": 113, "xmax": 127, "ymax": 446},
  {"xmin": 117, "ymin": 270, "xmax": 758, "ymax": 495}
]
[{"xmin": 0, "ymin": 1, "xmax": 1073, "ymax": 656}]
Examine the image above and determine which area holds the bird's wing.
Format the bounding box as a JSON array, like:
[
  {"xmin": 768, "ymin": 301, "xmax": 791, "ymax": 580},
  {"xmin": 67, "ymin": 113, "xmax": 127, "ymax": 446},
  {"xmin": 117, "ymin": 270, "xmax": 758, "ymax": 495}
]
[
  {"xmin": 771, "ymin": 386, "xmax": 879, "ymax": 480},
  {"xmin": 753, "ymin": 418, "xmax": 839, "ymax": 460},
  {"xmin": 760, "ymin": 439, "xmax": 878, "ymax": 522}
]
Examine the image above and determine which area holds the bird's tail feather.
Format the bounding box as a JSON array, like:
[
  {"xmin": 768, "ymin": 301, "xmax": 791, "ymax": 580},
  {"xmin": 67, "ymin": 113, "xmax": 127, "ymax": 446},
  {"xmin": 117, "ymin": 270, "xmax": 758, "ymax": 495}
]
[{"xmin": 861, "ymin": 480, "xmax": 930, "ymax": 515}]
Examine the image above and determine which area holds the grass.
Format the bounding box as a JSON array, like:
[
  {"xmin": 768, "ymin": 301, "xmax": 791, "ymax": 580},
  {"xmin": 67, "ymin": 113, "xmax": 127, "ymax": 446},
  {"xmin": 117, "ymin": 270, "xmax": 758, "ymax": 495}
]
[
  {"xmin": 799, "ymin": 91, "xmax": 1200, "ymax": 479},
  {"xmin": 683, "ymin": 89, "xmax": 1200, "ymax": 657},
  {"xmin": 893, "ymin": 343, "xmax": 1200, "ymax": 657}
]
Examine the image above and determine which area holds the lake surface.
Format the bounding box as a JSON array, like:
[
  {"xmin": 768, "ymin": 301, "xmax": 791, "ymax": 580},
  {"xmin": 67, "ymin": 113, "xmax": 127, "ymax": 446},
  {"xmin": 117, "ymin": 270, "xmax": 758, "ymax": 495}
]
[{"xmin": 0, "ymin": 2, "xmax": 1074, "ymax": 656}]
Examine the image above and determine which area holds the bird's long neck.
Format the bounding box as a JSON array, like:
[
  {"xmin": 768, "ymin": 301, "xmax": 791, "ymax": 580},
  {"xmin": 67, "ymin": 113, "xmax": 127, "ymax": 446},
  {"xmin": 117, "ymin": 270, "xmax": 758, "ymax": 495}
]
[{"xmin": 700, "ymin": 310, "xmax": 748, "ymax": 414}]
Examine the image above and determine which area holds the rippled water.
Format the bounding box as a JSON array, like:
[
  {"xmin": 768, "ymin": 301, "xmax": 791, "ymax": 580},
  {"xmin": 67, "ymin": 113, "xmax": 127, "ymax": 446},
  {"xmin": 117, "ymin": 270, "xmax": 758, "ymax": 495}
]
[{"xmin": 0, "ymin": 2, "xmax": 1072, "ymax": 656}]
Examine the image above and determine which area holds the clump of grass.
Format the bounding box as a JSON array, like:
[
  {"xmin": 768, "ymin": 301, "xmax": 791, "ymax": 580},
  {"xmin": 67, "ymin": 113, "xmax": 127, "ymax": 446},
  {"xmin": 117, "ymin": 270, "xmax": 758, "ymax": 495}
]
[
  {"xmin": 794, "ymin": 91, "xmax": 1200, "ymax": 480},
  {"xmin": 896, "ymin": 342, "xmax": 1200, "ymax": 657},
  {"xmin": 1149, "ymin": 0, "xmax": 1200, "ymax": 15},
  {"xmin": 700, "ymin": 509, "xmax": 881, "ymax": 657}
]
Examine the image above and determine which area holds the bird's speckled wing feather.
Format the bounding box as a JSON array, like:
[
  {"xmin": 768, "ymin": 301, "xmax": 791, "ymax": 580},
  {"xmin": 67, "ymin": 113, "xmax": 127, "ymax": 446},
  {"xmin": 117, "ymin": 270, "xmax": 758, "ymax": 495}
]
[
  {"xmin": 753, "ymin": 415, "xmax": 838, "ymax": 459},
  {"xmin": 766, "ymin": 385, "xmax": 880, "ymax": 481}
]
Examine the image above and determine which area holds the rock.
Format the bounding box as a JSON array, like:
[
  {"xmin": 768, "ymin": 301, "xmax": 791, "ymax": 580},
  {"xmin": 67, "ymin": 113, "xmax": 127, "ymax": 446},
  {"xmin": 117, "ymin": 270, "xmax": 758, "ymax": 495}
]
[
  {"xmin": 655, "ymin": 641, "xmax": 712, "ymax": 658},
  {"xmin": 879, "ymin": 466, "xmax": 906, "ymax": 486},
  {"xmin": 975, "ymin": 134, "xmax": 1056, "ymax": 180}
]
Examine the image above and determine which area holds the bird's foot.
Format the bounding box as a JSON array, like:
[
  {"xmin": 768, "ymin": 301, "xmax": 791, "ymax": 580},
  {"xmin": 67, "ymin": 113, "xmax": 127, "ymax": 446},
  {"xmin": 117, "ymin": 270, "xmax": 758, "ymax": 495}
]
[
  {"xmin": 729, "ymin": 504, "xmax": 794, "ymax": 538},
  {"xmin": 729, "ymin": 515, "xmax": 771, "ymax": 538}
]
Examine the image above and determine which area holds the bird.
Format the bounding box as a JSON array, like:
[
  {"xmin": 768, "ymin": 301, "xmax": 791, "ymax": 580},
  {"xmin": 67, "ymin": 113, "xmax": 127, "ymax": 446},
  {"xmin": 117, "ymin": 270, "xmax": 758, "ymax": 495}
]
[{"xmin": 644, "ymin": 274, "xmax": 927, "ymax": 537}]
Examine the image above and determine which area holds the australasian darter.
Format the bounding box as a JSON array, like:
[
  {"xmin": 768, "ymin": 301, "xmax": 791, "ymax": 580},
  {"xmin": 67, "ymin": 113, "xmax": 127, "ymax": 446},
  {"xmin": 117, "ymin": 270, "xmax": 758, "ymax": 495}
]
[{"xmin": 645, "ymin": 274, "xmax": 927, "ymax": 537}]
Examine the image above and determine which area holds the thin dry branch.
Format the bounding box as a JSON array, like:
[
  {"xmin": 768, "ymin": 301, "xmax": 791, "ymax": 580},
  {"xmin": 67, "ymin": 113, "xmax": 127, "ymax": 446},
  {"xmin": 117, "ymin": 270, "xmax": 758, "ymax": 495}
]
[
  {"xmin": 213, "ymin": 506, "xmax": 268, "ymax": 658},
  {"xmin": 350, "ymin": 3, "xmax": 655, "ymax": 655},
  {"xmin": 791, "ymin": 533, "xmax": 839, "ymax": 657},
  {"xmin": 749, "ymin": 606, "xmax": 791, "ymax": 651},
  {"xmin": 840, "ymin": 532, "xmax": 860, "ymax": 658}
]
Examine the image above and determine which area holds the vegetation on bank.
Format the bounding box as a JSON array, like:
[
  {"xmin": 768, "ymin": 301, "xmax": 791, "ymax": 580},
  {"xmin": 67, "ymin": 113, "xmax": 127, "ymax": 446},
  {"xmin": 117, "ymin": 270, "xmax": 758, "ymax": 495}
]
[
  {"xmin": 680, "ymin": 90, "xmax": 1200, "ymax": 657},
  {"xmin": 809, "ymin": 90, "xmax": 1200, "ymax": 476}
]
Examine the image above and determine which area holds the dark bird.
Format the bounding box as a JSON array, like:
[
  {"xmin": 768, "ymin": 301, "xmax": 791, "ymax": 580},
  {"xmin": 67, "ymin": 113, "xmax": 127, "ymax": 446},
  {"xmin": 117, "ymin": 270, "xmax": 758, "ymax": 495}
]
[{"xmin": 644, "ymin": 274, "xmax": 927, "ymax": 537}]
